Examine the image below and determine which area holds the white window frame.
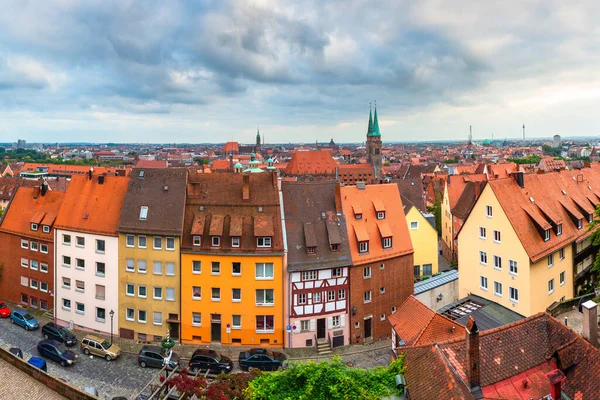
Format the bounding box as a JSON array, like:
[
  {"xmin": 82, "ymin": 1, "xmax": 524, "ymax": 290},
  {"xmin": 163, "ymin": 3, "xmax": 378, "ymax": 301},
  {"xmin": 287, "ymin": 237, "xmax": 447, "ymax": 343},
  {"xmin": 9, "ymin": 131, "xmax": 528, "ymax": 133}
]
[
  {"xmin": 548, "ymin": 279, "xmax": 555, "ymax": 295},
  {"xmin": 382, "ymin": 237, "xmax": 392, "ymax": 248},
  {"xmin": 76, "ymin": 236, "xmax": 85, "ymax": 247},
  {"xmin": 40, "ymin": 243, "xmax": 48, "ymax": 254},
  {"xmin": 302, "ymin": 271, "xmax": 317, "ymax": 281},
  {"xmin": 192, "ymin": 286, "xmax": 201, "ymax": 300},
  {"xmin": 480, "ymin": 251, "xmax": 487, "ymax": 265},
  {"xmin": 494, "ymin": 281, "xmax": 503, "ymax": 297},
  {"xmin": 166, "ymin": 287, "xmax": 175, "ymax": 302},
  {"xmin": 40, "ymin": 281, "xmax": 48, "ymax": 292},
  {"xmin": 126, "ymin": 258, "xmax": 135, "ymax": 272},
  {"xmin": 363, "ymin": 266, "xmax": 372, "ymax": 279},
  {"xmin": 255, "ymin": 263, "xmax": 274, "ymax": 279},
  {"xmin": 139, "ymin": 206, "xmax": 148, "ymax": 220},
  {"xmin": 96, "ymin": 239, "xmax": 105, "ymax": 253},
  {"xmin": 153, "ymin": 287, "xmax": 163, "ymax": 300},
  {"xmin": 192, "ymin": 312, "xmax": 201, "ymax": 326},
  {"xmin": 30, "ymin": 279, "xmax": 38, "ymax": 290},
  {"xmin": 410, "ymin": 221, "xmax": 419, "ymax": 230},
  {"xmin": 479, "ymin": 227, "xmax": 486, "ymax": 239},
  {"xmin": 509, "ymin": 287, "xmax": 519, "ymax": 303},
  {"xmin": 153, "ymin": 261, "xmax": 163, "ymax": 275},
  {"xmin": 359, "ymin": 241, "xmax": 368, "ymax": 253},
  {"xmin": 493, "ymin": 230, "xmax": 501, "ymax": 243},
  {"xmin": 560, "ymin": 271, "xmax": 565, "ymax": 286},
  {"xmin": 62, "ymin": 234, "xmax": 71, "ymax": 245},
  {"xmin": 480, "ymin": 276, "xmax": 488, "ymax": 291},
  {"xmin": 256, "ymin": 289, "xmax": 274, "ymax": 306},
  {"xmin": 40, "ymin": 263, "xmax": 48, "ymax": 273},
  {"xmin": 486, "ymin": 205, "xmax": 493, "ymax": 218},
  {"xmin": 62, "ymin": 277, "xmax": 71, "ymax": 289},
  {"xmin": 231, "ymin": 236, "xmax": 240, "ymax": 247},
  {"xmin": 232, "ymin": 315, "xmax": 241, "ymax": 329},
  {"xmin": 192, "ymin": 260, "xmax": 201, "ymax": 274},
  {"xmin": 138, "ymin": 260, "xmax": 147, "ymax": 273},
  {"xmin": 76, "ymin": 302, "xmax": 85, "ymax": 315},
  {"xmin": 153, "ymin": 311, "xmax": 163, "ymax": 326},
  {"xmin": 153, "ymin": 237, "xmax": 162, "ymax": 250},
  {"xmin": 559, "ymin": 248, "xmax": 565, "ymax": 260},
  {"xmin": 332, "ymin": 315, "xmax": 341, "ymax": 327},
  {"xmin": 544, "ymin": 229, "xmax": 550, "ymax": 241},
  {"xmin": 338, "ymin": 289, "xmax": 346, "ymax": 300},
  {"xmin": 548, "ymin": 254, "xmax": 554, "ymax": 268},
  {"xmin": 257, "ymin": 237, "xmax": 272, "ymax": 248},
  {"xmin": 138, "ymin": 236, "xmax": 147, "ymax": 248},
  {"xmin": 126, "ymin": 235, "xmax": 135, "ymax": 248},
  {"xmin": 333, "ymin": 268, "xmax": 342, "ymax": 277},
  {"xmin": 509, "ymin": 260, "xmax": 518, "ymax": 276},
  {"xmin": 30, "ymin": 241, "xmax": 38, "ymax": 252},
  {"xmin": 42, "ymin": 225, "xmax": 50, "ymax": 234},
  {"xmin": 31, "ymin": 223, "xmax": 38, "ymax": 231},
  {"xmin": 363, "ymin": 290, "xmax": 372, "ymax": 303},
  {"xmin": 166, "ymin": 237, "xmax": 175, "ymax": 251},
  {"xmin": 126, "ymin": 283, "xmax": 135, "ymax": 297},
  {"xmin": 126, "ymin": 308, "xmax": 135, "ymax": 321},
  {"xmin": 493, "ymin": 255, "xmax": 502, "ymax": 270},
  {"xmin": 62, "ymin": 298, "xmax": 71, "ymax": 311},
  {"xmin": 232, "ymin": 262, "xmax": 242, "ymax": 276},
  {"xmin": 211, "ymin": 236, "xmax": 220, "ymax": 247},
  {"xmin": 557, "ymin": 224, "xmax": 562, "ymax": 236},
  {"xmin": 138, "ymin": 310, "xmax": 147, "ymax": 323},
  {"xmin": 21, "ymin": 239, "xmax": 28, "ymax": 249},
  {"xmin": 30, "ymin": 260, "xmax": 38, "ymax": 271},
  {"xmin": 211, "ymin": 262, "xmax": 221, "ymax": 275},
  {"xmin": 138, "ymin": 285, "xmax": 147, "ymax": 299},
  {"xmin": 193, "ymin": 236, "xmax": 201, "ymax": 246},
  {"xmin": 211, "ymin": 287, "xmax": 221, "ymax": 301},
  {"xmin": 298, "ymin": 293, "xmax": 307, "ymax": 304},
  {"xmin": 377, "ymin": 211, "xmax": 386, "ymax": 220},
  {"xmin": 232, "ymin": 288, "xmax": 242, "ymax": 302},
  {"xmin": 75, "ymin": 258, "xmax": 85, "ymax": 270}
]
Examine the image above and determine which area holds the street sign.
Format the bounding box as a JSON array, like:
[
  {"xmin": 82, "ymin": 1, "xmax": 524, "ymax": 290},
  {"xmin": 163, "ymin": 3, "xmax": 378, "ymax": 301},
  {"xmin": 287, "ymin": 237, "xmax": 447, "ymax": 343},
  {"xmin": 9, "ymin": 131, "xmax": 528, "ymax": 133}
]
[{"xmin": 286, "ymin": 325, "xmax": 292, "ymax": 332}]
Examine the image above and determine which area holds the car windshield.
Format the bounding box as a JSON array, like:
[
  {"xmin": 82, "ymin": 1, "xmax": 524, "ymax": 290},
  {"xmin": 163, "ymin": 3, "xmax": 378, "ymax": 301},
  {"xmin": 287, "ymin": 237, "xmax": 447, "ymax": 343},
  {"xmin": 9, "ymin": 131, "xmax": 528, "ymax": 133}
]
[
  {"xmin": 0, "ymin": 304, "xmax": 6, "ymax": 309},
  {"xmin": 57, "ymin": 327, "xmax": 69, "ymax": 336},
  {"xmin": 23, "ymin": 314, "xmax": 34, "ymax": 321},
  {"xmin": 101, "ymin": 340, "xmax": 112, "ymax": 350},
  {"xmin": 55, "ymin": 344, "xmax": 66, "ymax": 354},
  {"xmin": 214, "ymin": 353, "xmax": 221, "ymax": 362}
]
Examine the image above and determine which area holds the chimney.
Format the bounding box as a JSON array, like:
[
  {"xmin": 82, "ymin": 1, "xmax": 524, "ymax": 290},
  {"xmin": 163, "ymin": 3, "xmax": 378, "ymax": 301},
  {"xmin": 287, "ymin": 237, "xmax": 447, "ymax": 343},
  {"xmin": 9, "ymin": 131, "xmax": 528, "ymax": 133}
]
[
  {"xmin": 272, "ymin": 170, "xmax": 277, "ymax": 188},
  {"xmin": 98, "ymin": 175, "xmax": 105, "ymax": 185},
  {"xmin": 242, "ymin": 174, "xmax": 250, "ymax": 200},
  {"xmin": 41, "ymin": 181, "xmax": 48, "ymax": 196},
  {"xmin": 515, "ymin": 171, "xmax": 524, "ymax": 188},
  {"xmin": 88, "ymin": 167, "xmax": 94, "ymax": 180},
  {"xmin": 465, "ymin": 316, "xmax": 481, "ymax": 391},
  {"xmin": 357, "ymin": 182, "xmax": 366, "ymax": 190},
  {"xmin": 334, "ymin": 183, "xmax": 342, "ymax": 213},
  {"xmin": 582, "ymin": 300, "xmax": 598, "ymax": 347},
  {"xmin": 546, "ymin": 369, "xmax": 566, "ymax": 400}
]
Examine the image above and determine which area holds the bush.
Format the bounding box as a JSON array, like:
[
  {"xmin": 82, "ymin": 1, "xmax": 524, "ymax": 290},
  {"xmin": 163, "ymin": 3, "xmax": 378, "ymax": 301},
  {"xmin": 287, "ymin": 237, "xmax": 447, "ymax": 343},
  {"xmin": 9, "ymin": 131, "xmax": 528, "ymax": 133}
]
[{"xmin": 245, "ymin": 356, "xmax": 405, "ymax": 400}]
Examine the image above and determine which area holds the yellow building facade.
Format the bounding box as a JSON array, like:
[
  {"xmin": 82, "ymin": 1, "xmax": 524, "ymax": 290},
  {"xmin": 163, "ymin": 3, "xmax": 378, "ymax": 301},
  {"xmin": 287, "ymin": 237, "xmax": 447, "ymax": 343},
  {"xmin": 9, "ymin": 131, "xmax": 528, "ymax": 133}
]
[
  {"xmin": 458, "ymin": 185, "xmax": 573, "ymax": 317},
  {"xmin": 118, "ymin": 234, "xmax": 182, "ymax": 341},
  {"xmin": 180, "ymin": 253, "xmax": 284, "ymax": 347},
  {"xmin": 406, "ymin": 206, "xmax": 439, "ymax": 277}
]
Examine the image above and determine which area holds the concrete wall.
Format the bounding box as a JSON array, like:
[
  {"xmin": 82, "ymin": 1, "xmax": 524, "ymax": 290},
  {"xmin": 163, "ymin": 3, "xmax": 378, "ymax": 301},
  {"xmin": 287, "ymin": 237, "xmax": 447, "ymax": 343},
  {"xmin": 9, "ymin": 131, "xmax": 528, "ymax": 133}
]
[
  {"xmin": 0, "ymin": 347, "xmax": 96, "ymax": 400},
  {"xmin": 415, "ymin": 279, "xmax": 459, "ymax": 311}
]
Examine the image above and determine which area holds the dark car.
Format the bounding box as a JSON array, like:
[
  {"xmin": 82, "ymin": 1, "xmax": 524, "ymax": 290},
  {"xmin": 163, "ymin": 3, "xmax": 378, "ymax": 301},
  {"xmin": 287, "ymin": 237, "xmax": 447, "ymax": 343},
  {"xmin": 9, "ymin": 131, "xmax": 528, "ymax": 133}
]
[
  {"xmin": 9, "ymin": 347, "xmax": 23, "ymax": 359},
  {"xmin": 37, "ymin": 339, "xmax": 78, "ymax": 367},
  {"xmin": 188, "ymin": 348, "xmax": 233, "ymax": 375},
  {"xmin": 42, "ymin": 323, "xmax": 77, "ymax": 347},
  {"xmin": 138, "ymin": 346, "xmax": 180, "ymax": 369},
  {"xmin": 238, "ymin": 348, "xmax": 288, "ymax": 371}
]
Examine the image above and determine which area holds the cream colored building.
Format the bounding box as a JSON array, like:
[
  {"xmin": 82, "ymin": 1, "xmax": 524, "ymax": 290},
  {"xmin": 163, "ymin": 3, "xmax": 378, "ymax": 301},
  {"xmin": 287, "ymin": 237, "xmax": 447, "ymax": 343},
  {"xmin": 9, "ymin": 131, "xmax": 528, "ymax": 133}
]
[
  {"xmin": 456, "ymin": 171, "xmax": 600, "ymax": 316},
  {"xmin": 405, "ymin": 205, "xmax": 438, "ymax": 277}
]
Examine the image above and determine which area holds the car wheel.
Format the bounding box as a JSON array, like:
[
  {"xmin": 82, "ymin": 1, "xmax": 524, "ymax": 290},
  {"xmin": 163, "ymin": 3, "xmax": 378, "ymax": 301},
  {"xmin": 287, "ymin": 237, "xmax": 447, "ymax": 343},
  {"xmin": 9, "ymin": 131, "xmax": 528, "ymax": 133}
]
[
  {"xmin": 25, "ymin": 325, "xmax": 29, "ymax": 331},
  {"xmin": 140, "ymin": 360, "xmax": 147, "ymax": 368},
  {"xmin": 105, "ymin": 354, "xmax": 112, "ymax": 361},
  {"xmin": 44, "ymin": 334, "xmax": 49, "ymax": 340},
  {"xmin": 191, "ymin": 366, "xmax": 199, "ymax": 374},
  {"xmin": 83, "ymin": 348, "xmax": 90, "ymax": 355},
  {"xmin": 220, "ymin": 368, "xmax": 228, "ymax": 375},
  {"xmin": 61, "ymin": 360, "xmax": 67, "ymax": 367}
]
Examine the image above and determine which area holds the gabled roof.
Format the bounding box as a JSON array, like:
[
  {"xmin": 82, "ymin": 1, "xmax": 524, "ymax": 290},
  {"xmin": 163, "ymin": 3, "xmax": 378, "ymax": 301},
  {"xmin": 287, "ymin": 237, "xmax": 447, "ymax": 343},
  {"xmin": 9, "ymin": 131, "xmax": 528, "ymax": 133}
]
[
  {"xmin": 284, "ymin": 150, "xmax": 338, "ymax": 175},
  {"xmin": 134, "ymin": 160, "xmax": 168, "ymax": 169},
  {"xmin": 393, "ymin": 178, "xmax": 426, "ymax": 213},
  {"xmin": 55, "ymin": 174, "xmax": 129, "ymax": 236},
  {"xmin": 0, "ymin": 186, "xmax": 64, "ymax": 240},
  {"xmin": 340, "ymin": 183, "xmax": 413, "ymax": 265},
  {"xmin": 446, "ymin": 174, "xmax": 487, "ymax": 210},
  {"xmin": 282, "ymin": 182, "xmax": 351, "ymax": 270},
  {"xmin": 118, "ymin": 168, "xmax": 187, "ymax": 236},
  {"xmin": 388, "ymin": 295, "xmax": 464, "ymax": 346}
]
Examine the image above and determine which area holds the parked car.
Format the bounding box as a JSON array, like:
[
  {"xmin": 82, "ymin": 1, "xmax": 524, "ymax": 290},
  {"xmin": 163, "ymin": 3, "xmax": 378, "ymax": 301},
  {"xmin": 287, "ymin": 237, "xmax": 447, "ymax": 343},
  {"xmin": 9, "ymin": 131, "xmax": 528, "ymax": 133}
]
[
  {"xmin": 138, "ymin": 346, "xmax": 180, "ymax": 369},
  {"xmin": 0, "ymin": 301, "xmax": 11, "ymax": 318},
  {"xmin": 28, "ymin": 356, "xmax": 48, "ymax": 372},
  {"xmin": 42, "ymin": 323, "xmax": 77, "ymax": 347},
  {"xmin": 188, "ymin": 348, "xmax": 233, "ymax": 375},
  {"xmin": 238, "ymin": 348, "xmax": 288, "ymax": 371},
  {"xmin": 10, "ymin": 310, "xmax": 39, "ymax": 330},
  {"xmin": 80, "ymin": 335, "xmax": 120, "ymax": 361},
  {"xmin": 37, "ymin": 340, "xmax": 78, "ymax": 367}
]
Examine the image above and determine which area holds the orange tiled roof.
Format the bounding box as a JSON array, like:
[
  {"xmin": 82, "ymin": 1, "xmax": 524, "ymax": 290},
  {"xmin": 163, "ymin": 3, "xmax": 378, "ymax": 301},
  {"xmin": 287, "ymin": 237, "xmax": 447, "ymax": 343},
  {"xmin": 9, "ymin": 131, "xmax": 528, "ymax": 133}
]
[
  {"xmin": 54, "ymin": 174, "xmax": 130, "ymax": 236},
  {"xmin": 135, "ymin": 160, "xmax": 168, "ymax": 169},
  {"xmin": 447, "ymin": 174, "xmax": 487, "ymax": 209},
  {"xmin": 284, "ymin": 150, "xmax": 338, "ymax": 175},
  {"xmin": 489, "ymin": 170, "xmax": 600, "ymax": 262},
  {"xmin": 223, "ymin": 142, "xmax": 239, "ymax": 153},
  {"xmin": 212, "ymin": 160, "xmax": 231, "ymax": 171},
  {"xmin": 340, "ymin": 183, "xmax": 413, "ymax": 264},
  {"xmin": 21, "ymin": 163, "xmax": 130, "ymax": 177},
  {"xmin": 0, "ymin": 187, "xmax": 64, "ymax": 240},
  {"xmin": 388, "ymin": 295, "xmax": 463, "ymax": 346}
]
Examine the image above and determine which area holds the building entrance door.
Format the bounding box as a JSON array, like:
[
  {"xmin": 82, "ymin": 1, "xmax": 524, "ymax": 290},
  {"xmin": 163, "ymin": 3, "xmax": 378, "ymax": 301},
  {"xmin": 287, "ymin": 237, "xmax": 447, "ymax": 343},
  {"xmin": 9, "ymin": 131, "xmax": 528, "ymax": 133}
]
[
  {"xmin": 211, "ymin": 314, "xmax": 221, "ymax": 342},
  {"xmin": 317, "ymin": 318, "xmax": 326, "ymax": 339},
  {"xmin": 364, "ymin": 317, "xmax": 372, "ymax": 339}
]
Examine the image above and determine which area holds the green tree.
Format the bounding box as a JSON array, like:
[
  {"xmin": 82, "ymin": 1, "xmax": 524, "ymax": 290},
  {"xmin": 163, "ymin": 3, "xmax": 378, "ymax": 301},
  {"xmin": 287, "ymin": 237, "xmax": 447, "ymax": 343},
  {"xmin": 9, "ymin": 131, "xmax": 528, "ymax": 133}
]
[
  {"xmin": 245, "ymin": 356, "xmax": 405, "ymax": 400},
  {"xmin": 587, "ymin": 206, "xmax": 600, "ymax": 285}
]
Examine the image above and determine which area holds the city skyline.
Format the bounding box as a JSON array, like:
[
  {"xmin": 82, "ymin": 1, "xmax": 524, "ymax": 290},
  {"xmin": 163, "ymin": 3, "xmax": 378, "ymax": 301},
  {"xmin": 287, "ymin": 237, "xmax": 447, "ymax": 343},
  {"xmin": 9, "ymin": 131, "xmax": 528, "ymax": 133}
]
[{"xmin": 1, "ymin": 1, "xmax": 599, "ymax": 143}]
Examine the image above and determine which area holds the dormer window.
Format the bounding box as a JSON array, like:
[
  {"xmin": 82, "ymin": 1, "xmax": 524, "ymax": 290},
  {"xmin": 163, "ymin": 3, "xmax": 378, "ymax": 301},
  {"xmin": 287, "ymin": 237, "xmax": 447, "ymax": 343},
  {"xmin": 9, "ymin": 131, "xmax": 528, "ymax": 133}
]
[
  {"xmin": 556, "ymin": 224, "xmax": 562, "ymax": 236},
  {"xmin": 231, "ymin": 237, "xmax": 240, "ymax": 247},
  {"xmin": 42, "ymin": 225, "xmax": 50, "ymax": 233},
  {"xmin": 544, "ymin": 229, "xmax": 550, "ymax": 241},
  {"xmin": 589, "ymin": 214, "xmax": 594, "ymax": 224},
  {"xmin": 31, "ymin": 223, "xmax": 38, "ymax": 231},
  {"xmin": 257, "ymin": 237, "xmax": 272, "ymax": 248},
  {"xmin": 355, "ymin": 213, "xmax": 362, "ymax": 220},
  {"xmin": 382, "ymin": 237, "xmax": 392, "ymax": 249},
  {"xmin": 376, "ymin": 211, "xmax": 385, "ymax": 220},
  {"xmin": 211, "ymin": 236, "xmax": 221, "ymax": 247},
  {"xmin": 359, "ymin": 241, "xmax": 369, "ymax": 253},
  {"xmin": 578, "ymin": 219, "xmax": 583, "ymax": 230},
  {"xmin": 193, "ymin": 236, "xmax": 201, "ymax": 246},
  {"xmin": 139, "ymin": 206, "xmax": 148, "ymax": 220},
  {"xmin": 307, "ymin": 246, "xmax": 316, "ymax": 254},
  {"xmin": 330, "ymin": 244, "xmax": 339, "ymax": 252}
]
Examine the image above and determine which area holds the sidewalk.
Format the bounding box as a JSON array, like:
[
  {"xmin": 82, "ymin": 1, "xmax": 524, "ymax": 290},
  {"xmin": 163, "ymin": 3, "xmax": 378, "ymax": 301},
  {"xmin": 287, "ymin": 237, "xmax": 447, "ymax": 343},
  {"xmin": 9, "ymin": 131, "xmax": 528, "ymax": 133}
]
[{"xmin": 9, "ymin": 301, "xmax": 392, "ymax": 363}]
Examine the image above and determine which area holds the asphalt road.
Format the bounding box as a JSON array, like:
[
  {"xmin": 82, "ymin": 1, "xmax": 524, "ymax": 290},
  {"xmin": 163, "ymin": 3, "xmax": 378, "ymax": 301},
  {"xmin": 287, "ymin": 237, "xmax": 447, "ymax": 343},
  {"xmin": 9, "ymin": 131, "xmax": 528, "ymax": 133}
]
[{"xmin": 0, "ymin": 315, "xmax": 158, "ymax": 400}]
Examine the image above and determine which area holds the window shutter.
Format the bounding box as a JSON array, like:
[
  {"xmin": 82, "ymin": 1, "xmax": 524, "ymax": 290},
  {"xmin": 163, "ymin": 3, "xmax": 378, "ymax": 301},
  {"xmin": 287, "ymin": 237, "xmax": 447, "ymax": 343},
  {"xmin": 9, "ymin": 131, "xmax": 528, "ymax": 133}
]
[
  {"xmin": 341, "ymin": 315, "xmax": 345, "ymax": 327},
  {"xmin": 310, "ymin": 319, "xmax": 316, "ymax": 331},
  {"xmin": 328, "ymin": 317, "xmax": 333, "ymax": 330}
]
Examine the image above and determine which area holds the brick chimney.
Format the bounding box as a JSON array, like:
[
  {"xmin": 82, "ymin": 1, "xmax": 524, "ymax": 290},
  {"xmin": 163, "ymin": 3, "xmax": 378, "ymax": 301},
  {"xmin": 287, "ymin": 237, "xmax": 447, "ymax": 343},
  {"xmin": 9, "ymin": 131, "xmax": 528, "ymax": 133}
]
[
  {"xmin": 546, "ymin": 369, "xmax": 565, "ymax": 400},
  {"xmin": 582, "ymin": 300, "xmax": 598, "ymax": 347},
  {"xmin": 334, "ymin": 183, "xmax": 342, "ymax": 213},
  {"xmin": 242, "ymin": 174, "xmax": 250, "ymax": 200},
  {"xmin": 465, "ymin": 316, "xmax": 481, "ymax": 392}
]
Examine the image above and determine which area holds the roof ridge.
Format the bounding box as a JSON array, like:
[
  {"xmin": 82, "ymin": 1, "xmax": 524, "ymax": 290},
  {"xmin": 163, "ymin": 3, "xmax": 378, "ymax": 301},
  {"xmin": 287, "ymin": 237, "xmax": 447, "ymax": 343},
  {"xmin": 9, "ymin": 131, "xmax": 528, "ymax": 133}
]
[{"xmin": 434, "ymin": 344, "xmax": 471, "ymax": 396}]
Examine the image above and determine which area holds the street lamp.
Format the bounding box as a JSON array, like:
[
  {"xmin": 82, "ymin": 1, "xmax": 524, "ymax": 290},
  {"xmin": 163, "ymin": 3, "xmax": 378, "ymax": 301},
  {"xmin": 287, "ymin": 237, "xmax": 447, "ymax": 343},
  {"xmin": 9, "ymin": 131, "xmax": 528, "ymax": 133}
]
[{"xmin": 109, "ymin": 310, "xmax": 115, "ymax": 345}]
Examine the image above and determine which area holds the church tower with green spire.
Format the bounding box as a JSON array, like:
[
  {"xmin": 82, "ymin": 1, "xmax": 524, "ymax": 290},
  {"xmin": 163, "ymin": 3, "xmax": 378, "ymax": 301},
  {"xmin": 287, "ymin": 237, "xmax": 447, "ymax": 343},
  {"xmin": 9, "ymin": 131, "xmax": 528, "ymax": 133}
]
[
  {"xmin": 366, "ymin": 103, "xmax": 383, "ymax": 180},
  {"xmin": 255, "ymin": 127, "xmax": 261, "ymax": 154}
]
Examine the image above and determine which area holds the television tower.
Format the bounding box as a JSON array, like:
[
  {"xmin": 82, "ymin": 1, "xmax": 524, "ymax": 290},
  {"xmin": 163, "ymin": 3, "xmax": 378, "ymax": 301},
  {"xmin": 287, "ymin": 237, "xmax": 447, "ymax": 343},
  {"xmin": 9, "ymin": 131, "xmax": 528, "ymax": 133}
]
[
  {"xmin": 468, "ymin": 125, "xmax": 473, "ymax": 145},
  {"xmin": 522, "ymin": 124, "xmax": 525, "ymax": 140}
]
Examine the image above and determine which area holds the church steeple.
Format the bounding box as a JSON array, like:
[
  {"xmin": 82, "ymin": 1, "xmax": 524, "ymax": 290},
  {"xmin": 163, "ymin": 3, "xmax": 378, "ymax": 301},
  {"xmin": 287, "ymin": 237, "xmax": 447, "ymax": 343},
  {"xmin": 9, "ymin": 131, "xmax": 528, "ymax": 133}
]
[
  {"xmin": 367, "ymin": 105, "xmax": 374, "ymax": 136},
  {"xmin": 372, "ymin": 103, "xmax": 381, "ymax": 137},
  {"xmin": 255, "ymin": 126, "xmax": 261, "ymax": 153}
]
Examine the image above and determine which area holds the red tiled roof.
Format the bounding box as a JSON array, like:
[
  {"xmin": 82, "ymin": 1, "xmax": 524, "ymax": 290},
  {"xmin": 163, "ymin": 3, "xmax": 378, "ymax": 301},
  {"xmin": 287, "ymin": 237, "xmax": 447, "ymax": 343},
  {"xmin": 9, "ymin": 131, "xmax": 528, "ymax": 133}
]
[
  {"xmin": 55, "ymin": 174, "xmax": 130, "ymax": 236},
  {"xmin": 135, "ymin": 160, "xmax": 168, "ymax": 169},
  {"xmin": 284, "ymin": 150, "xmax": 338, "ymax": 175}
]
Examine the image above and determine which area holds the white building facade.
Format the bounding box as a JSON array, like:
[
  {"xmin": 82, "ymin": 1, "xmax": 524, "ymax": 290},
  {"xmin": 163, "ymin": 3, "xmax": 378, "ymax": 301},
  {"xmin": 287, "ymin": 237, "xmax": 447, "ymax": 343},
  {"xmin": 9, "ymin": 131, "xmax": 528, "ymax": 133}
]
[{"xmin": 54, "ymin": 229, "xmax": 119, "ymax": 335}]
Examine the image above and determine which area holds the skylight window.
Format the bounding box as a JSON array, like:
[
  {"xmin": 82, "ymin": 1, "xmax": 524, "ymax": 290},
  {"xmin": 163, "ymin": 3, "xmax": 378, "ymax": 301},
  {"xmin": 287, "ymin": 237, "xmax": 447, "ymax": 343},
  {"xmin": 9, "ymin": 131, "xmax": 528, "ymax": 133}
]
[
  {"xmin": 139, "ymin": 170, "xmax": 145, "ymax": 178},
  {"xmin": 139, "ymin": 206, "xmax": 148, "ymax": 220}
]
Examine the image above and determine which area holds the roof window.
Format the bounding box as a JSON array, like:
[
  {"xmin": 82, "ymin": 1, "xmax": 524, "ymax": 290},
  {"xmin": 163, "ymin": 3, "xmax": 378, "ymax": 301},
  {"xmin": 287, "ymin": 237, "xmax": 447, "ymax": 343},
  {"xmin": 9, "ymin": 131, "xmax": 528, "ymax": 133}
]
[
  {"xmin": 139, "ymin": 170, "xmax": 145, "ymax": 178},
  {"xmin": 139, "ymin": 206, "xmax": 148, "ymax": 220}
]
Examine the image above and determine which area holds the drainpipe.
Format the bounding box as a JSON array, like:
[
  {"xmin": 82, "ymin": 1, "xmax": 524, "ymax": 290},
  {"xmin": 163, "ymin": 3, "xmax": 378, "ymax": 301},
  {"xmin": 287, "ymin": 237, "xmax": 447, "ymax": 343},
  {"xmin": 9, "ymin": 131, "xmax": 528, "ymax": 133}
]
[{"xmin": 277, "ymin": 177, "xmax": 291, "ymax": 349}]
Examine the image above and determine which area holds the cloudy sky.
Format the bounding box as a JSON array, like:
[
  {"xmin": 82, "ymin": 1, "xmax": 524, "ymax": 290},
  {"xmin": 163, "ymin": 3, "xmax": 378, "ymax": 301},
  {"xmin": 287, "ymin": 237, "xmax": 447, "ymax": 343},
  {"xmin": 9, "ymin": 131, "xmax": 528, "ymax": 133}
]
[{"xmin": 0, "ymin": 0, "xmax": 599, "ymax": 144}]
